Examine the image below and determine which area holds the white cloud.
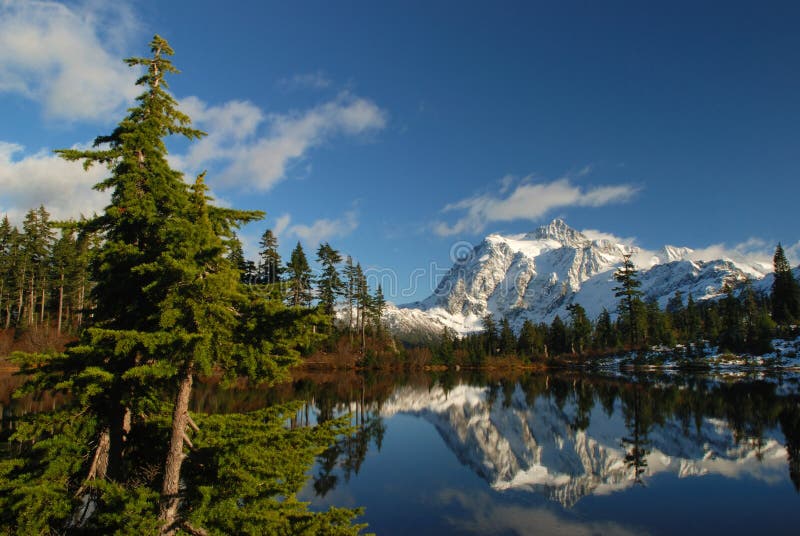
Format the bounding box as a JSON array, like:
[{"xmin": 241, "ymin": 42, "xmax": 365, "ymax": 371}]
[
  {"xmin": 0, "ymin": 0, "xmax": 139, "ymax": 122},
  {"xmin": 687, "ymin": 238, "xmax": 774, "ymax": 272},
  {"xmin": 0, "ymin": 141, "xmax": 108, "ymax": 223},
  {"xmin": 178, "ymin": 92, "xmax": 387, "ymax": 191},
  {"xmin": 275, "ymin": 211, "xmax": 358, "ymax": 246},
  {"xmin": 438, "ymin": 490, "xmax": 643, "ymax": 536},
  {"xmin": 278, "ymin": 71, "xmax": 332, "ymax": 90},
  {"xmin": 434, "ymin": 177, "xmax": 639, "ymax": 237},
  {"xmin": 785, "ymin": 241, "xmax": 800, "ymax": 266},
  {"xmin": 581, "ymin": 227, "xmax": 777, "ymax": 273},
  {"xmin": 581, "ymin": 228, "xmax": 638, "ymax": 247},
  {"xmin": 273, "ymin": 214, "xmax": 292, "ymax": 237}
]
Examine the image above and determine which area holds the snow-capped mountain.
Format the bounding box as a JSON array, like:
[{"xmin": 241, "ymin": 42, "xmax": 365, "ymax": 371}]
[
  {"xmin": 385, "ymin": 219, "xmax": 771, "ymax": 337},
  {"xmin": 379, "ymin": 383, "xmax": 787, "ymax": 507}
]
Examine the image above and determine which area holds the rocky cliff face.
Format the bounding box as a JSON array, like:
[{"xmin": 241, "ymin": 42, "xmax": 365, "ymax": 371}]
[{"xmin": 385, "ymin": 219, "xmax": 770, "ymax": 337}]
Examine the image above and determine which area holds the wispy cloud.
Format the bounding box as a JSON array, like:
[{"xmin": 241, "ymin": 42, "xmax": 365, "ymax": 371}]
[
  {"xmin": 176, "ymin": 92, "xmax": 387, "ymax": 191},
  {"xmin": 0, "ymin": 0, "xmax": 139, "ymax": 122},
  {"xmin": 434, "ymin": 177, "xmax": 639, "ymax": 237},
  {"xmin": 688, "ymin": 238, "xmax": 773, "ymax": 270},
  {"xmin": 438, "ymin": 490, "xmax": 643, "ymax": 536},
  {"xmin": 0, "ymin": 141, "xmax": 108, "ymax": 223},
  {"xmin": 273, "ymin": 211, "xmax": 359, "ymax": 246},
  {"xmin": 581, "ymin": 227, "xmax": 776, "ymax": 272},
  {"xmin": 581, "ymin": 228, "xmax": 638, "ymax": 247},
  {"xmin": 278, "ymin": 71, "xmax": 332, "ymax": 90},
  {"xmin": 785, "ymin": 241, "xmax": 800, "ymax": 266}
]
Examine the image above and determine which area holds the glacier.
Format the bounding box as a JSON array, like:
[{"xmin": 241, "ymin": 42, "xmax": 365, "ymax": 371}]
[{"xmin": 384, "ymin": 219, "xmax": 775, "ymax": 339}]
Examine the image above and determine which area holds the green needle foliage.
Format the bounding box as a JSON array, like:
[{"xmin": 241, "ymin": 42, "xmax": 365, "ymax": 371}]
[
  {"xmin": 2, "ymin": 35, "xmax": 365, "ymax": 535},
  {"xmin": 183, "ymin": 404, "xmax": 369, "ymax": 536}
]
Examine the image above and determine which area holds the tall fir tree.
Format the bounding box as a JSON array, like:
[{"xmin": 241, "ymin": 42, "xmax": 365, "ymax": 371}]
[
  {"xmin": 371, "ymin": 283, "xmax": 386, "ymax": 334},
  {"xmin": 3, "ymin": 36, "xmax": 353, "ymax": 535},
  {"xmin": 498, "ymin": 317, "xmax": 516, "ymax": 355},
  {"xmin": 566, "ymin": 302, "xmax": 592, "ymax": 354},
  {"xmin": 316, "ymin": 242, "xmax": 343, "ymax": 318},
  {"xmin": 257, "ymin": 228, "xmax": 283, "ymax": 285},
  {"xmin": 343, "ymin": 255, "xmax": 357, "ymax": 336},
  {"xmin": 614, "ymin": 253, "xmax": 644, "ymax": 347},
  {"xmin": 286, "ymin": 241, "xmax": 313, "ymax": 307},
  {"xmin": 772, "ymin": 243, "xmax": 800, "ymax": 324}
]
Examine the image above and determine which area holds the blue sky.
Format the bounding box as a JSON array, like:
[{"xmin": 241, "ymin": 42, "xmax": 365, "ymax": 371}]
[{"xmin": 1, "ymin": 0, "xmax": 798, "ymax": 303}]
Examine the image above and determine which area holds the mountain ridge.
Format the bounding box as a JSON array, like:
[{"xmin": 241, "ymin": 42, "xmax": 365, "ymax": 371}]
[{"xmin": 384, "ymin": 219, "xmax": 773, "ymax": 339}]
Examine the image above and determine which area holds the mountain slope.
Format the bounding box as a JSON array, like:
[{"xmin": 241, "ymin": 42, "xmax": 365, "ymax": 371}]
[{"xmin": 385, "ymin": 219, "xmax": 771, "ymax": 337}]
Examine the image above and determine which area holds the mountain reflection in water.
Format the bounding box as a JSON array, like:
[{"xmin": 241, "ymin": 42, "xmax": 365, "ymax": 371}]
[{"xmin": 4, "ymin": 370, "xmax": 800, "ymax": 535}]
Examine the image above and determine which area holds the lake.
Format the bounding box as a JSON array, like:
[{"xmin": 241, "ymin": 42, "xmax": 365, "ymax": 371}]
[{"xmin": 4, "ymin": 369, "xmax": 800, "ymax": 534}]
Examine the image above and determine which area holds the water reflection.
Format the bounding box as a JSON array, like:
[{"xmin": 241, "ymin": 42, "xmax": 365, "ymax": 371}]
[
  {"xmin": 186, "ymin": 372, "xmax": 800, "ymax": 509},
  {"xmin": 4, "ymin": 369, "xmax": 800, "ymax": 534}
]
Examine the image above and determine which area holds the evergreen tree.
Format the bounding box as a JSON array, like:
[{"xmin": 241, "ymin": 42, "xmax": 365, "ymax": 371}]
[
  {"xmin": 286, "ymin": 241, "xmax": 313, "ymax": 307},
  {"xmin": 547, "ymin": 315, "xmax": 569, "ymax": 356},
  {"xmin": 517, "ymin": 319, "xmax": 545, "ymax": 359},
  {"xmin": 343, "ymin": 255, "xmax": 357, "ymax": 336},
  {"xmin": 593, "ymin": 308, "xmax": 617, "ymax": 351},
  {"xmin": 3, "ymin": 36, "xmax": 356, "ymax": 535},
  {"xmin": 566, "ymin": 303, "xmax": 592, "ymax": 354},
  {"xmin": 257, "ymin": 228, "xmax": 283, "ymax": 285},
  {"xmin": 482, "ymin": 313, "xmax": 498, "ymax": 355},
  {"xmin": 316, "ymin": 242, "xmax": 343, "ymax": 318},
  {"xmin": 645, "ymin": 297, "xmax": 673, "ymax": 346},
  {"xmin": 772, "ymin": 243, "xmax": 800, "ymax": 324},
  {"xmin": 371, "ymin": 283, "xmax": 386, "ymax": 334},
  {"xmin": 19, "ymin": 206, "xmax": 55, "ymax": 326},
  {"xmin": 614, "ymin": 253, "xmax": 643, "ymax": 347},
  {"xmin": 719, "ymin": 283, "xmax": 745, "ymax": 352},
  {"xmin": 354, "ymin": 263, "xmax": 370, "ymax": 354},
  {"xmin": 0, "ymin": 217, "xmax": 17, "ymax": 328},
  {"xmin": 498, "ymin": 317, "xmax": 516, "ymax": 355},
  {"xmin": 50, "ymin": 225, "xmax": 78, "ymax": 334},
  {"xmin": 227, "ymin": 232, "xmax": 249, "ymax": 281}
]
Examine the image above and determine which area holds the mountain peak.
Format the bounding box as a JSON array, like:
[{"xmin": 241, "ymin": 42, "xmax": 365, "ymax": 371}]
[{"xmin": 527, "ymin": 219, "xmax": 587, "ymax": 246}]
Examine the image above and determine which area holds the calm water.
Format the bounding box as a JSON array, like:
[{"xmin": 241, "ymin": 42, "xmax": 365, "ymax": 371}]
[
  {"xmin": 264, "ymin": 371, "xmax": 800, "ymax": 536},
  {"xmin": 3, "ymin": 370, "xmax": 800, "ymax": 534}
]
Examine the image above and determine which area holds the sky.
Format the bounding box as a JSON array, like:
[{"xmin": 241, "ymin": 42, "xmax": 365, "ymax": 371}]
[{"xmin": 1, "ymin": 0, "xmax": 799, "ymax": 303}]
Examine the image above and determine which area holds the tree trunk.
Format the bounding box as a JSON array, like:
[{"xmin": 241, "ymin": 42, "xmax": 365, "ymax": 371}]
[
  {"xmin": 16, "ymin": 268, "xmax": 24, "ymax": 326},
  {"xmin": 76, "ymin": 427, "xmax": 110, "ymax": 496},
  {"xmin": 160, "ymin": 369, "xmax": 194, "ymax": 534},
  {"xmin": 107, "ymin": 393, "xmax": 130, "ymax": 480},
  {"xmin": 77, "ymin": 282, "xmax": 85, "ymax": 327},
  {"xmin": 57, "ymin": 272, "xmax": 64, "ymax": 334},
  {"xmin": 28, "ymin": 273, "xmax": 35, "ymax": 326},
  {"xmin": 40, "ymin": 285, "xmax": 45, "ymax": 324}
]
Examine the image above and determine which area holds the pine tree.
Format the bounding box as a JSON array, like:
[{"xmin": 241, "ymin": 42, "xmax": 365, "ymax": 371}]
[
  {"xmin": 517, "ymin": 319, "xmax": 545, "ymax": 359},
  {"xmin": 593, "ymin": 308, "xmax": 618, "ymax": 351},
  {"xmin": 316, "ymin": 242, "xmax": 343, "ymax": 318},
  {"xmin": 286, "ymin": 241, "xmax": 313, "ymax": 307},
  {"xmin": 343, "ymin": 255, "xmax": 357, "ymax": 338},
  {"xmin": 257, "ymin": 228, "xmax": 283, "ymax": 285},
  {"xmin": 0, "ymin": 217, "xmax": 16, "ymax": 328},
  {"xmin": 6, "ymin": 36, "xmax": 343, "ymax": 535},
  {"xmin": 566, "ymin": 302, "xmax": 592, "ymax": 354},
  {"xmin": 614, "ymin": 253, "xmax": 643, "ymax": 347},
  {"xmin": 371, "ymin": 283, "xmax": 386, "ymax": 335},
  {"xmin": 50, "ymin": 225, "xmax": 78, "ymax": 334},
  {"xmin": 498, "ymin": 317, "xmax": 516, "ymax": 355},
  {"xmin": 772, "ymin": 243, "xmax": 800, "ymax": 325},
  {"xmin": 547, "ymin": 315, "xmax": 569, "ymax": 356},
  {"xmin": 354, "ymin": 263, "xmax": 370, "ymax": 354},
  {"xmin": 19, "ymin": 207, "xmax": 54, "ymax": 326},
  {"xmin": 482, "ymin": 313, "xmax": 498, "ymax": 355}
]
